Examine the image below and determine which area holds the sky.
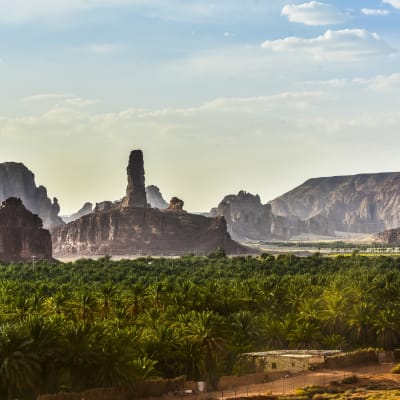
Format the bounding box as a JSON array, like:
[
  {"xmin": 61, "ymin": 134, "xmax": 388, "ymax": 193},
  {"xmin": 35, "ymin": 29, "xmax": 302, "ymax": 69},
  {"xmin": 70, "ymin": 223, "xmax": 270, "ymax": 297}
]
[{"xmin": 0, "ymin": 0, "xmax": 399, "ymax": 214}]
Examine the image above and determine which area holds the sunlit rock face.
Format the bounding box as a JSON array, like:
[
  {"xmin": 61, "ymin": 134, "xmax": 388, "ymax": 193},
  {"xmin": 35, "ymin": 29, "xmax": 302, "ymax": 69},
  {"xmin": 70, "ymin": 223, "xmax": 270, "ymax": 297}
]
[
  {"xmin": 375, "ymin": 228, "xmax": 400, "ymax": 244},
  {"xmin": 271, "ymin": 173, "xmax": 400, "ymax": 234},
  {"xmin": 51, "ymin": 150, "xmax": 246, "ymax": 256},
  {"xmin": 209, "ymin": 191, "xmax": 331, "ymax": 241},
  {"xmin": 0, "ymin": 162, "xmax": 64, "ymax": 229},
  {"xmin": 0, "ymin": 197, "xmax": 53, "ymax": 262}
]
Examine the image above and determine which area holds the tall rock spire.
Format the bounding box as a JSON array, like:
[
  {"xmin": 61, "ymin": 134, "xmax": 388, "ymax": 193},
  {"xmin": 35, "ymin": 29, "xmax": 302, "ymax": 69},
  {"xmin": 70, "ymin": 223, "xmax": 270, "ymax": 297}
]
[{"xmin": 122, "ymin": 150, "xmax": 148, "ymax": 208}]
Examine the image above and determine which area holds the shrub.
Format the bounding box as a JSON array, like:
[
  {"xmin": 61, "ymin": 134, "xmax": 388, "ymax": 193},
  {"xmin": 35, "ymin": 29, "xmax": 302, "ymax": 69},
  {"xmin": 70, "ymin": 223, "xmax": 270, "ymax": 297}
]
[{"xmin": 391, "ymin": 364, "xmax": 400, "ymax": 374}]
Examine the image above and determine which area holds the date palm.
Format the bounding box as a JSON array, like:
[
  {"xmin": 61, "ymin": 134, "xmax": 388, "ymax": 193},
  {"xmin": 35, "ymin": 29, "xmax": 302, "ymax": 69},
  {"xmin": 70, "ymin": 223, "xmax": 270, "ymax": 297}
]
[
  {"xmin": 184, "ymin": 310, "xmax": 227, "ymax": 386},
  {"xmin": 0, "ymin": 323, "xmax": 40, "ymax": 400}
]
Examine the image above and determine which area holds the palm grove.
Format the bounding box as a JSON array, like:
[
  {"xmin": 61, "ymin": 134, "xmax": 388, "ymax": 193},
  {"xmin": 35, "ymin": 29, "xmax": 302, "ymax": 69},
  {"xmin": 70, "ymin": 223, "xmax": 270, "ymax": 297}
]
[{"xmin": 1, "ymin": 253, "xmax": 400, "ymax": 398}]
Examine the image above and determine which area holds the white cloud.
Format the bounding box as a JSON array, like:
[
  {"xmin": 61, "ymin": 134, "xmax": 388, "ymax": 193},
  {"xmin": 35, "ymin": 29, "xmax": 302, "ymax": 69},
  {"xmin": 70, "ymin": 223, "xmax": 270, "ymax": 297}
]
[
  {"xmin": 22, "ymin": 94, "xmax": 97, "ymax": 107},
  {"xmin": 361, "ymin": 8, "xmax": 390, "ymax": 15},
  {"xmin": 281, "ymin": 1, "xmax": 347, "ymax": 26},
  {"xmin": 261, "ymin": 29, "xmax": 395, "ymax": 61},
  {"xmin": 353, "ymin": 73, "xmax": 400, "ymax": 91},
  {"xmin": 87, "ymin": 43, "xmax": 124, "ymax": 55},
  {"xmin": 0, "ymin": 0, "xmax": 277, "ymax": 24},
  {"xmin": 22, "ymin": 93, "xmax": 74, "ymax": 102},
  {"xmin": 383, "ymin": 0, "xmax": 400, "ymax": 9}
]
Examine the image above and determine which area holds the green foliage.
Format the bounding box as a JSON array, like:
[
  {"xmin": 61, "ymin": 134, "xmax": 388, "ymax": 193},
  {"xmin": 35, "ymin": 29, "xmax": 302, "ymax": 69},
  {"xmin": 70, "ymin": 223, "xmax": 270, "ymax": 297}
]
[
  {"xmin": 341, "ymin": 374, "xmax": 358, "ymax": 384},
  {"xmin": 391, "ymin": 363, "xmax": 400, "ymax": 373},
  {"xmin": 1, "ymin": 254, "xmax": 400, "ymax": 397}
]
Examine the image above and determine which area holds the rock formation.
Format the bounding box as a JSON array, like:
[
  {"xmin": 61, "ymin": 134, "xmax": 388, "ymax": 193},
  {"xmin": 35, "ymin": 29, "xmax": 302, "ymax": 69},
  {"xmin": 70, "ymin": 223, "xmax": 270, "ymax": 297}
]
[
  {"xmin": 146, "ymin": 185, "xmax": 168, "ymax": 209},
  {"xmin": 0, "ymin": 197, "xmax": 53, "ymax": 262},
  {"xmin": 167, "ymin": 197, "xmax": 185, "ymax": 212},
  {"xmin": 209, "ymin": 191, "xmax": 331, "ymax": 241},
  {"xmin": 121, "ymin": 150, "xmax": 148, "ymax": 208},
  {"xmin": 62, "ymin": 202, "xmax": 93, "ymax": 224},
  {"xmin": 375, "ymin": 228, "xmax": 400, "ymax": 244},
  {"xmin": 52, "ymin": 150, "xmax": 246, "ymax": 256},
  {"xmin": 271, "ymin": 172, "xmax": 400, "ymax": 234},
  {"xmin": 0, "ymin": 162, "xmax": 64, "ymax": 228}
]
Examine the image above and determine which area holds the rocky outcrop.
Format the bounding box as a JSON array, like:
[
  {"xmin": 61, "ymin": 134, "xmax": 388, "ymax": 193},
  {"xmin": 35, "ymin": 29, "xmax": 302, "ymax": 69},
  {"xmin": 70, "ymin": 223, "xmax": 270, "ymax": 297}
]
[
  {"xmin": 62, "ymin": 202, "xmax": 93, "ymax": 224},
  {"xmin": 52, "ymin": 150, "xmax": 246, "ymax": 256},
  {"xmin": 0, "ymin": 162, "xmax": 64, "ymax": 228},
  {"xmin": 0, "ymin": 197, "xmax": 52, "ymax": 262},
  {"xmin": 146, "ymin": 185, "xmax": 168, "ymax": 209},
  {"xmin": 375, "ymin": 228, "xmax": 400, "ymax": 244},
  {"xmin": 52, "ymin": 207, "xmax": 244, "ymax": 256},
  {"xmin": 271, "ymin": 172, "xmax": 400, "ymax": 234},
  {"xmin": 167, "ymin": 197, "xmax": 185, "ymax": 212},
  {"xmin": 209, "ymin": 191, "xmax": 331, "ymax": 241},
  {"xmin": 121, "ymin": 150, "xmax": 148, "ymax": 208}
]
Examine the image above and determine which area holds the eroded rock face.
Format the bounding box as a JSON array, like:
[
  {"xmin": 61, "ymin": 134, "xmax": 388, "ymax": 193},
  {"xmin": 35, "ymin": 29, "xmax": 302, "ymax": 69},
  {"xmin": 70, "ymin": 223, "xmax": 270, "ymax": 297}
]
[
  {"xmin": 52, "ymin": 207, "xmax": 245, "ymax": 256},
  {"xmin": 167, "ymin": 197, "xmax": 185, "ymax": 212},
  {"xmin": 271, "ymin": 173, "xmax": 400, "ymax": 234},
  {"xmin": 209, "ymin": 191, "xmax": 331, "ymax": 241},
  {"xmin": 375, "ymin": 228, "xmax": 400, "ymax": 244},
  {"xmin": 52, "ymin": 150, "xmax": 246, "ymax": 256},
  {"xmin": 0, "ymin": 197, "xmax": 52, "ymax": 262},
  {"xmin": 122, "ymin": 150, "xmax": 147, "ymax": 208},
  {"xmin": 62, "ymin": 202, "xmax": 93, "ymax": 224},
  {"xmin": 146, "ymin": 185, "xmax": 168, "ymax": 209},
  {"xmin": 0, "ymin": 162, "xmax": 64, "ymax": 228}
]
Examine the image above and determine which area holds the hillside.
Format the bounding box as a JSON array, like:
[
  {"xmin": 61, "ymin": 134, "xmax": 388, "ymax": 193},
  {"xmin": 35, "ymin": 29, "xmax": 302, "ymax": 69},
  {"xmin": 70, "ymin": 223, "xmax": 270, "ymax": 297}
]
[{"xmin": 271, "ymin": 172, "xmax": 400, "ymax": 234}]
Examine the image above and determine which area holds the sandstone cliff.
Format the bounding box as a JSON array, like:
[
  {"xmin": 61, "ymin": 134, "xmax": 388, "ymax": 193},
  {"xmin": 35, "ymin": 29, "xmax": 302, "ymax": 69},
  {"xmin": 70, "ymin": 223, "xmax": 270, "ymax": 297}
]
[
  {"xmin": 271, "ymin": 173, "xmax": 400, "ymax": 234},
  {"xmin": 0, "ymin": 162, "xmax": 64, "ymax": 228},
  {"xmin": 375, "ymin": 228, "xmax": 400, "ymax": 244},
  {"xmin": 52, "ymin": 150, "xmax": 246, "ymax": 256},
  {"xmin": 146, "ymin": 185, "xmax": 168, "ymax": 209},
  {"xmin": 209, "ymin": 191, "xmax": 331, "ymax": 241},
  {"xmin": 52, "ymin": 207, "xmax": 243, "ymax": 256},
  {"xmin": 0, "ymin": 197, "xmax": 53, "ymax": 262}
]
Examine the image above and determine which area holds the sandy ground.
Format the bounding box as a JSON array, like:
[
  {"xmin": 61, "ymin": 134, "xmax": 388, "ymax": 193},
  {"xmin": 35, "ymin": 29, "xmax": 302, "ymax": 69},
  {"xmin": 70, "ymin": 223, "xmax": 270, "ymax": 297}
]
[{"xmin": 174, "ymin": 363, "xmax": 399, "ymax": 399}]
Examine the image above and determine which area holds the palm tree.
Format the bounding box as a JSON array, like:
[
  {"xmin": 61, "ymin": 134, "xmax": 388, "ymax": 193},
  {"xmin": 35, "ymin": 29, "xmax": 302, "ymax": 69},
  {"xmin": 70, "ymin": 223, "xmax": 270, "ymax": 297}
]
[
  {"xmin": 321, "ymin": 285, "xmax": 351, "ymax": 336},
  {"xmin": 62, "ymin": 321, "xmax": 105, "ymax": 391},
  {"xmin": 230, "ymin": 310, "xmax": 262, "ymax": 354},
  {"xmin": 24, "ymin": 315, "xmax": 64, "ymax": 394},
  {"xmin": 95, "ymin": 327, "xmax": 140, "ymax": 387},
  {"xmin": 143, "ymin": 323, "xmax": 180, "ymax": 378},
  {"xmin": 184, "ymin": 310, "xmax": 227, "ymax": 387},
  {"xmin": 0, "ymin": 323, "xmax": 40, "ymax": 400},
  {"xmin": 348, "ymin": 301, "xmax": 376, "ymax": 347},
  {"xmin": 287, "ymin": 321, "xmax": 322, "ymax": 350},
  {"xmin": 373, "ymin": 306, "xmax": 400, "ymax": 349}
]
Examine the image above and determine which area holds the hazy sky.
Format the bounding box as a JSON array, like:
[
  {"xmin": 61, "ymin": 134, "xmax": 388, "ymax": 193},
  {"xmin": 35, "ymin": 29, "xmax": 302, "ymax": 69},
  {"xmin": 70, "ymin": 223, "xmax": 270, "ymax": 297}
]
[{"xmin": 0, "ymin": 0, "xmax": 399, "ymax": 214}]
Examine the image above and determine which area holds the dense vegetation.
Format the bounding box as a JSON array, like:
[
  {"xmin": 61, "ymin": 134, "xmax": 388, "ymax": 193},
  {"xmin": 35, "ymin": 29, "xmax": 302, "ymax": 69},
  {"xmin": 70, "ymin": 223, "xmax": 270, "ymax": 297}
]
[{"xmin": 1, "ymin": 253, "xmax": 400, "ymax": 398}]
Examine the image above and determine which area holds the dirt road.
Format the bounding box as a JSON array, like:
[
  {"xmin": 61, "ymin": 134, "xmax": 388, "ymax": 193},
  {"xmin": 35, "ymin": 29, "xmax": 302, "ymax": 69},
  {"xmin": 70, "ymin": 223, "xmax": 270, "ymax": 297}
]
[{"xmin": 202, "ymin": 363, "xmax": 398, "ymax": 398}]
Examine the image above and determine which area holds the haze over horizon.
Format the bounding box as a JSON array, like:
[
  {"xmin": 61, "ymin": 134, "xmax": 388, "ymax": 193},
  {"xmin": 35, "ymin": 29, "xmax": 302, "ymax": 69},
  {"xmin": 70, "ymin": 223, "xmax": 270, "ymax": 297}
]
[{"xmin": 1, "ymin": 0, "xmax": 399, "ymax": 214}]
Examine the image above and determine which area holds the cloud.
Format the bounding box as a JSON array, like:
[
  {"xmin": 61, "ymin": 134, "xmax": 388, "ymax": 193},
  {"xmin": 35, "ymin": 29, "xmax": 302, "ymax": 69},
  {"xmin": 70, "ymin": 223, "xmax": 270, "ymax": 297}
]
[
  {"xmin": 281, "ymin": 1, "xmax": 347, "ymax": 26},
  {"xmin": 353, "ymin": 73, "xmax": 400, "ymax": 91},
  {"xmin": 261, "ymin": 29, "xmax": 395, "ymax": 61},
  {"xmin": 361, "ymin": 8, "xmax": 390, "ymax": 15},
  {"xmin": 383, "ymin": 0, "xmax": 400, "ymax": 9},
  {"xmin": 87, "ymin": 43, "xmax": 124, "ymax": 55},
  {"xmin": 3, "ymin": 86, "xmax": 400, "ymax": 213},
  {"xmin": 22, "ymin": 93, "xmax": 97, "ymax": 107},
  {"xmin": 0, "ymin": 0, "xmax": 277, "ymax": 24},
  {"xmin": 22, "ymin": 94, "xmax": 74, "ymax": 102}
]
